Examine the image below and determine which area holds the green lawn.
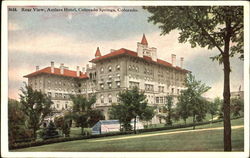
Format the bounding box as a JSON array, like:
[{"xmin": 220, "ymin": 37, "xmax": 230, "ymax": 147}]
[{"xmin": 13, "ymin": 118, "xmax": 244, "ymax": 152}]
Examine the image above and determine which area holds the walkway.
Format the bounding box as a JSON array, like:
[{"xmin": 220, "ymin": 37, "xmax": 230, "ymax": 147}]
[{"xmin": 89, "ymin": 125, "xmax": 244, "ymax": 142}]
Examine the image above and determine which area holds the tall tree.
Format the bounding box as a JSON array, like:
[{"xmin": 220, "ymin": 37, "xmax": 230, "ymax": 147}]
[
  {"xmin": 19, "ymin": 84, "xmax": 53, "ymax": 140},
  {"xmin": 164, "ymin": 96, "xmax": 174, "ymax": 125},
  {"xmin": 70, "ymin": 95, "xmax": 103, "ymax": 135},
  {"xmin": 177, "ymin": 74, "xmax": 210, "ymax": 129},
  {"xmin": 8, "ymin": 98, "xmax": 32, "ymax": 144},
  {"xmin": 109, "ymin": 87, "xmax": 155, "ymax": 133},
  {"xmin": 143, "ymin": 6, "xmax": 243, "ymax": 151}
]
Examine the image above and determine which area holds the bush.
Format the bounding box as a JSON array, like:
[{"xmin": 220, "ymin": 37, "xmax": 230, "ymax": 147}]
[
  {"xmin": 10, "ymin": 117, "xmax": 242, "ymax": 150},
  {"xmin": 40, "ymin": 121, "xmax": 60, "ymax": 140}
]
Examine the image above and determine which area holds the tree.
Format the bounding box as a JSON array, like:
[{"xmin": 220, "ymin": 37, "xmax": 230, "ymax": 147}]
[
  {"xmin": 164, "ymin": 96, "xmax": 174, "ymax": 126},
  {"xmin": 208, "ymin": 97, "xmax": 221, "ymax": 122},
  {"xmin": 143, "ymin": 6, "xmax": 243, "ymax": 151},
  {"xmin": 109, "ymin": 87, "xmax": 155, "ymax": 133},
  {"xmin": 8, "ymin": 98, "xmax": 33, "ymax": 144},
  {"xmin": 54, "ymin": 115, "xmax": 71, "ymax": 137},
  {"xmin": 40, "ymin": 121, "xmax": 60, "ymax": 140},
  {"xmin": 230, "ymin": 98, "xmax": 244, "ymax": 117},
  {"xmin": 19, "ymin": 84, "xmax": 53, "ymax": 140},
  {"xmin": 70, "ymin": 95, "xmax": 103, "ymax": 135},
  {"xmin": 177, "ymin": 74, "xmax": 210, "ymax": 129}
]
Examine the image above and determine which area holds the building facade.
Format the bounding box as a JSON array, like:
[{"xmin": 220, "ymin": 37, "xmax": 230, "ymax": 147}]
[{"xmin": 24, "ymin": 34, "xmax": 189, "ymax": 124}]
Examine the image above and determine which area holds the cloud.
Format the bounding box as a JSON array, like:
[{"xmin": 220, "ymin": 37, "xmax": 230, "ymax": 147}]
[{"xmin": 8, "ymin": 30, "xmax": 243, "ymax": 100}]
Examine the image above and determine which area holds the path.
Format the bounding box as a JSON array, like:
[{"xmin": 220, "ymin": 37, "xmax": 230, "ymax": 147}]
[{"xmin": 89, "ymin": 125, "xmax": 244, "ymax": 142}]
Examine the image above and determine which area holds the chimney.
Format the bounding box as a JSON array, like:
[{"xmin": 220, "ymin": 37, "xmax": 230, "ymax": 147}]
[
  {"xmin": 60, "ymin": 63, "xmax": 64, "ymax": 74},
  {"xmin": 180, "ymin": 57, "xmax": 184, "ymax": 68},
  {"xmin": 51, "ymin": 61, "xmax": 54, "ymax": 73},
  {"xmin": 36, "ymin": 66, "xmax": 39, "ymax": 71},
  {"xmin": 150, "ymin": 47, "xmax": 157, "ymax": 62},
  {"xmin": 76, "ymin": 66, "xmax": 80, "ymax": 77},
  {"xmin": 110, "ymin": 49, "xmax": 116, "ymax": 53},
  {"xmin": 171, "ymin": 54, "xmax": 176, "ymax": 67},
  {"xmin": 82, "ymin": 67, "xmax": 85, "ymax": 73}
]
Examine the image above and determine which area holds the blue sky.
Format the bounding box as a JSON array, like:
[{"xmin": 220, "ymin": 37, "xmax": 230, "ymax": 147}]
[{"xmin": 8, "ymin": 6, "xmax": 244, "ymax": 100}]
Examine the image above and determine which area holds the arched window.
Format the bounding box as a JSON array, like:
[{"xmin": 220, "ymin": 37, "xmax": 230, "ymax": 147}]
[
  {"xmin": 108, "ymin": 94, "xmax": 112, "ymax": 103},
  {"xmin": 116, "ymin": 65, "xmax": 120, "ymax": 71},
  {"xmin": 100, "ymin": 67, "xmax": 104, "ymax": 73},
  {"xmin": 101, "ymin": 95, "xmax": 104, "ymax": 103},
  {"xmin": 108, "ymin": 66, "xmax": 112, "ymax": 72}
]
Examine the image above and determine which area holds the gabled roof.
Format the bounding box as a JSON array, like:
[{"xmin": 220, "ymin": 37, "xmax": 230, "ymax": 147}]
[
  {"xmin": 90, "ymin": 48, "xmax": 189, "ymax": 72},
  {"xmin": 24, "ymin": 67, "xmax": 88, "ymax": 79}
]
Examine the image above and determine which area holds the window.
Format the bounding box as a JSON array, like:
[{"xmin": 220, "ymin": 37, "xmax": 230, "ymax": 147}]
[
  {"xmin": 177, "ymin": 89, "xmax": 180, "ymax": 94},
  {"xmin": 109, "ymin": 83, "xmax": 112, "ymax": 89},
  {"xmin": 108, "ymin": 66, "xmax": 112, "ymax": 72},
  {"xmin": 65, "ymin": 104, "xmax": 68, "ymax": 109},
  {"xmin": 116, "ymin": 94, "xmax": 120, "ymax": 102},
  {"xmin": 116, "ymin": 65, "xmax": 120, "ymax": 71},
  {"xmin": 128, "ymin": 65, "xmax": 131, "ymax": 70},
  {"xmin": 48, "ymin": 92, "xmax": 52, "ymax": 97},
  {"xmin": 129, "ymin": 81, "xmax": 139, "ymax": 88},
  {"xmin": 101, "ymin": 95, "xmax": 104, "ymax": 103},
  {"xmin": 100, "ymin": 67, "xmax": 104, "ymax": 73},
  {"xmin": 100, "ymin": 84, "xmax": 104, "ymax": 90},
  {"xmin": 117, "ymin": 74, "xmax": 120, "ymax": 78},
  {"xmin": 172, "ymin": 88, "xmax": 174, "ymax": 94},
  {"xmin": 160, "ymin": 97, "xmax": 163, "ymax": 103},
  {"xmin": 108, "ymin": 94, "xmax": 112, "ymax": 103},
  {"xmin": 108, "ymin": 75, "xmax": 112, "ymax": 79},
  {"xmin": 117, "ymin": 82, "xmax": 120, "ymax": 88},
  {"xmin": 156, "ymin": 97, "xmax": 159, "ymax": 104}
]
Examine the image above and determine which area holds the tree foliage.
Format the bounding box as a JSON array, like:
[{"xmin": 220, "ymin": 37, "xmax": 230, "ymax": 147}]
[
  {"xmin": 208, "ymin": 97, "xmax": 221, "ymax": 122},
  {"xmin": 230, "ymin": 98, "xmax": 244, "ymax": 117},
  {"xmin": 143, "ymin": 6, "xmax": 243, "ymax": 151},
  {"xmin": 109, "ymin": 87, "xmax": 155, "ymax": 133},
  {"xmin": 19, "ymin": 84, "xmax": 53, "ymax": 140},
  {"xmin": 8, "ymin": 98, "xmax": 33, "ymax": 144},
  {"xmin": 70, "ymin": 95, "xmax": 104, "ymax": 135},
  {"xmin": 176, "ymin": 74, "xmax": 210, "ymax": 129},
  {"xmin": 164, "ymin": 96, "xmax": 174, "ymax": 126},
  {"xmin": 54, "ymin": 115, "xmax": 71, "ymax": 137}
]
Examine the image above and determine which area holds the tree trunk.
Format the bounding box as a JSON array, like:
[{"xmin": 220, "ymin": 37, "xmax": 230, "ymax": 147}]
[
  {"xmin": 222, "ymin": 45, "xmax": 232, "ymax": 151},
  {"xmin": 222, "ymin": 24, "xmax": 232, "ymax": 151},
  {"xmin": 211, "ymin": 114, "xmax": 213, "ymax": 123},
  {"xmin": 81, "ymin": 125, "xmax": 84, "ymax": 135},
  {"xmin": 193, "ymin": 114, "xmax": 196, "ymax": 130},
  {"xmin": 33, "ymin": 128, "xmax": 37, "ymax": 141},
  {"xmin": 134, "ymin": 117, "xmax": 137, "ymax": 134}
]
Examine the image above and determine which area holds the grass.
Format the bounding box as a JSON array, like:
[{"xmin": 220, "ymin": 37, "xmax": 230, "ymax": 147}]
[{"xmin": 13, "ymin": 118, "xmax": 244, "ymax": 152}]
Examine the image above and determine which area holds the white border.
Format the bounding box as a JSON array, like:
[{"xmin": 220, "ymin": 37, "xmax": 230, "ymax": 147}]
[{"xmin": 1, "ymin": 1, "xmax": 249, "ymax": 158}]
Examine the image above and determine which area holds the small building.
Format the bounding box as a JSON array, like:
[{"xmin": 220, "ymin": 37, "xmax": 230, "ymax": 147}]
[{"xmin": 92, "ymin": 120, "xmax": 144, "ymax": 135}]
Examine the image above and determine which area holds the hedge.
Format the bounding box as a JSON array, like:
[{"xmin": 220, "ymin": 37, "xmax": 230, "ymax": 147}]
[{"xmin": 9, "ymin": 116, "xmax": 243, "ymax": 150}]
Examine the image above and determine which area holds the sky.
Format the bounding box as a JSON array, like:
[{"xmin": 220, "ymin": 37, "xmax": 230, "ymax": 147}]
[{"xmin": 8, "ymin": 6, "xmax": 244, "ymax": 100}]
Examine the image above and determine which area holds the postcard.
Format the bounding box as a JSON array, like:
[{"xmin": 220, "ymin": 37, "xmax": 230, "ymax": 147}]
[{"xmin": 1, "ymin": 1, "xmax": 249, "ymax": 158}]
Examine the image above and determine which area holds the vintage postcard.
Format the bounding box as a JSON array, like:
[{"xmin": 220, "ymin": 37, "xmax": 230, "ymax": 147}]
[{"xmin": 1, "ymin": 1, "xmax": 249, "ymax": 158}]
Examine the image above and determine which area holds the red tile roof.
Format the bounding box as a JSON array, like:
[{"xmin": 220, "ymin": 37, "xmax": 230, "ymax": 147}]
[
  {"xmin": 95, "ymin": 47, "xmax": 101, "ymax": 57},
  {"xmin": 90, "ymin": 48, "xmax": 189, "ymax": 72},
  {"xmin": 141, "ymin": 34, "xmax": 148, "ymax": 45},
  {"xmin": 24, "ymin": 67, "xmax": 88, "ymax": 79}
]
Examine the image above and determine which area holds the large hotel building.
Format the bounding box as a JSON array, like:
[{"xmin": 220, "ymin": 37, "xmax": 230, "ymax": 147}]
[{"xmin": 24, "ymin": 35, "xmax": 189, "ymax": 123}]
